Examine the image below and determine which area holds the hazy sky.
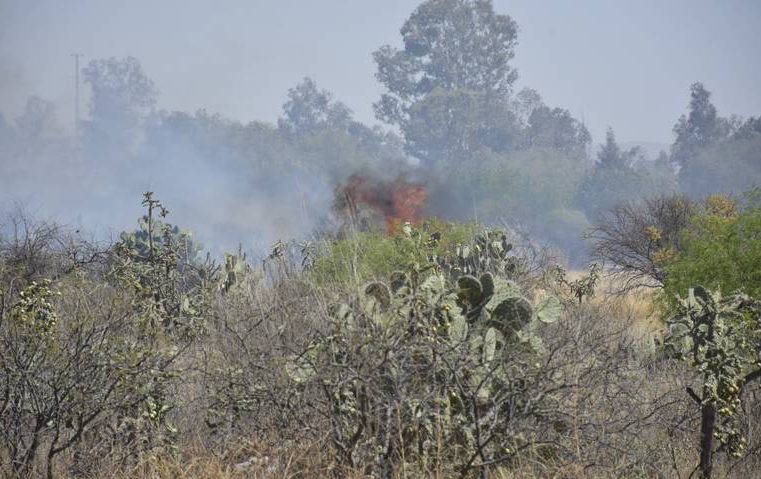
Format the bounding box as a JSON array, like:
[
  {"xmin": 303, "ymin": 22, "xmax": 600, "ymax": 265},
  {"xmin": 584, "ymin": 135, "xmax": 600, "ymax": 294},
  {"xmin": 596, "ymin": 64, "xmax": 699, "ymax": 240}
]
[{"xmin": 1, "ymin": 0, "xmax": 760, "ymax": 145}]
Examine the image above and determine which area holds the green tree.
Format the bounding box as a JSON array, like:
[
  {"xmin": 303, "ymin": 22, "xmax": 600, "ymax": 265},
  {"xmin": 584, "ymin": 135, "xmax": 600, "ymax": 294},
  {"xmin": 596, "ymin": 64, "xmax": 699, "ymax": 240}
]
[
  {"xmin": 671, "ymin": 82, "xmax": 728, "ymax": 168},
  {"xmin": 511, "ymin": 88, "xmax": 591, "ymax": 154},
  {"xmin": 670, "ymin": 84, "xmax": 761, "ymax": 197},
  {"xmin": 374, "ymin": 0, "xmax": 518, "ymax": 126},
  {"xmin": 2, "ymin": 96, "xmax": 68, "ymax": 167},
  {"xmin": 430, "ymin": 146, "xmax": 591, "ymax": 260},
  {"xmin": 680, "ymin": 135, "xmax": 761, "ymax": 197},
  {"xmin": 596, "ymin": 128, "xmax": 639, "ymax": 170},
  {"xmin": 576, "ymin": 128, "xmax": 654, "ymax": 218},
  {"xmin": 276, "ymin": 77, "xmax": 407, "ymax": 177},
  {"xmin": 82, "ymin": 57, "xmax": 158, "ymax": 157},
  {"xmin": 732, "ymin": 116, "xmax": 761, "ymax": 140},
  {"xmin": 524, "ymin": 105, "xmax": 590, "ymax": 153},
  {"xmin": 13, "ymin": 96, "xmax": 59, "ymax": 144},
  {"xmin": 664, "ymin": 192, "xmax": 761, "ymax": 301},
  {"xmin": 278, "ymin": 77, "xmax": 352, "ymax": 136},
  {"xmin": 403, "ymin": 87, "xmax": 521, "ymax": 166},
  {"xmin": 373, "ymin": 0, "xmax": 519, "ymax": 166}
]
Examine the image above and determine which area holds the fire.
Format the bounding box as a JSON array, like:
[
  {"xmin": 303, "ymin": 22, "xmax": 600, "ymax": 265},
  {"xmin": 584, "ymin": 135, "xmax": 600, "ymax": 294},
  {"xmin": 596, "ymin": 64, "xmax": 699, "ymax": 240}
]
[{"xmin": 336, "ymin": 174, "xmax": 428, "ymax": 234}]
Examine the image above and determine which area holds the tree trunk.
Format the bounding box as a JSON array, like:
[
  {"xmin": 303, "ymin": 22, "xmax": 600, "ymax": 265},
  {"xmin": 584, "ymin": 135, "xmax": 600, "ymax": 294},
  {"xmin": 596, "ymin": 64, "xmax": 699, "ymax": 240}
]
[{"xmin": 699, "ymin": 400, "xmax": 716, "ymax": 479}]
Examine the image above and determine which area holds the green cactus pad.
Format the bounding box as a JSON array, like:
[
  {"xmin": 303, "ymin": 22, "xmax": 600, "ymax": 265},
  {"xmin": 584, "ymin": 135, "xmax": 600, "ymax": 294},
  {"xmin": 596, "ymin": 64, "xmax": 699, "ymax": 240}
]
[
  {"xmin": 491, "ymin": 277, "xmax": 521, "ymax": 299},
  {"xmin": 479, "ymin": 272, "xmax": 495, "ymax": 298},
  {"xmin": 449, "ymin": 314, "xmax": 468, "ymax": 344},
  {"xmin": 420, "ymin": 274, "xmax": 446, "ymax": 297},
  {"xmin": 389, "ymin": 271, "xmax": 408, "ymax": 293},
  {"xmin": 457, "ymin": 275, "xmax": 483, "ymax": 306},
  {"xmin": 488, "ymin": 296, "xmax": 533, "ymax": 336},
  {"xmin": 535, "ymin": 296, "xmax": 562, "ymax": 323},
  {"xmin": 365, "ymin": 282, "xmax": 392, "ymax": 310}
]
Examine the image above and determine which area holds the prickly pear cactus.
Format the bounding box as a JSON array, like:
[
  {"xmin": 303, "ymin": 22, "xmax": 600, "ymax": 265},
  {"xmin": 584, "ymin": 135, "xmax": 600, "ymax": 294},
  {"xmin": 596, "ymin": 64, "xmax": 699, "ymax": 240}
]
[
  {"xmin": 666, "ymin": 287, "xmax": 761, "ymax": 460},
  {"xmin": 434, "ymin": 230, "xmax": 523, "ymax": 281},
  {"xmin": 453, "ymin": 272, "xmax": 559, "ymax": 347},
  {"xmin": 220, "ymin": 252, "xmax": 246, "ymax": 293},
  {"xmin": 287, "ymin": 259, "xmax": 564, "ymax": 475}
]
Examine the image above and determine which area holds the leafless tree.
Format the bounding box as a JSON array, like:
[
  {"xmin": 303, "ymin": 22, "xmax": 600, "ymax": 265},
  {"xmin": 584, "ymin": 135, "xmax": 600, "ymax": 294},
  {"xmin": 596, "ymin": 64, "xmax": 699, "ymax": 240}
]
[{"xmin": 587, "ymin": 194, "xmax": 694, "ymax": 292}]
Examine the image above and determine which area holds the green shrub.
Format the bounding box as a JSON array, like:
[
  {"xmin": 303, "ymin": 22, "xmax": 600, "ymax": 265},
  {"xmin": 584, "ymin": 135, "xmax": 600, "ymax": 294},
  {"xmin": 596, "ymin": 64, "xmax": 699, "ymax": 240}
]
[
  {"xmin": 664, "ymin": 191, "xmax": 761, "ymax": 302},
  {"xmin": 309, "ymin": 219, "xmax": 479, "ymax": 286}
]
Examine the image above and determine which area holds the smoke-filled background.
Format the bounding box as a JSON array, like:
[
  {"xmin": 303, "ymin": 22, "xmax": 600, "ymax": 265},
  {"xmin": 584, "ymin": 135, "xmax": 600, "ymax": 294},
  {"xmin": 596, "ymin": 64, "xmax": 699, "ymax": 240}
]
[{"xmin": 1, "ymin": 0, "xmax": 760, "ymax": 261}]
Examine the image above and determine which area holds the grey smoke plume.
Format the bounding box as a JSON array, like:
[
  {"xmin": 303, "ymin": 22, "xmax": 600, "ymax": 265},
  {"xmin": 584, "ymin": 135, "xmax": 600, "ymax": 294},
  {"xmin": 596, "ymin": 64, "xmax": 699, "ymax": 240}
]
[
  {"xmin": 0, "ymin": 109, "xmax": 335, "ymax": 256},
  {"xmin": 0, "ymin": 57, "xmax": 389, "ymax": 258}
]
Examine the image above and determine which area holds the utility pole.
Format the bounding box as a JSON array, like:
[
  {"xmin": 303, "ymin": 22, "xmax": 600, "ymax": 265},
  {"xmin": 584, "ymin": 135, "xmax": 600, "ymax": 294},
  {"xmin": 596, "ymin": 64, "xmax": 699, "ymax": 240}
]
[{"xmin": 72, "ymin": 53, "xmax": 82, "ymax": 140}]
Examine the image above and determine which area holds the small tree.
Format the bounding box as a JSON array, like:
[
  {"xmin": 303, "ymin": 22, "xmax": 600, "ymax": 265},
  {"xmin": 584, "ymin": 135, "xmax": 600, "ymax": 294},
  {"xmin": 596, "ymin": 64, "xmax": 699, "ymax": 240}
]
[
  {"xmin": 587, "ymin": 194, "xmax": 695, "ymax": 292},
  {"xmin": 549, "ymin": 262, "xmax": 602, "ymax": 305}
]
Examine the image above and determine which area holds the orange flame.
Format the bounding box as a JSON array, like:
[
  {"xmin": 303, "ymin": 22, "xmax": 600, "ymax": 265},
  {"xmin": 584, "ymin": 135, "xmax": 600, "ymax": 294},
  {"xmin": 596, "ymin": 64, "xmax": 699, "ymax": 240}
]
[{"xmin": 337, "ymin": 174, "xmax": 428, "ymax": 234}]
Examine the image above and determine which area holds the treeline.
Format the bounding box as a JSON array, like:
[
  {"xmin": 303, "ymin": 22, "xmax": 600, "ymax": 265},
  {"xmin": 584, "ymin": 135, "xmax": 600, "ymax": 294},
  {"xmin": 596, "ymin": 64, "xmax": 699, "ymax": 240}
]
[{"xmin": 1, "ymin": 0, "xmax": 759, "ymax": 261}]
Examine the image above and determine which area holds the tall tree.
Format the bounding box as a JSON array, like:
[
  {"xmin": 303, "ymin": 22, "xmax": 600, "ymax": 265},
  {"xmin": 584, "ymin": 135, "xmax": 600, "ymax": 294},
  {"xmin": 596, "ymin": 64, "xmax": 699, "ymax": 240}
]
[
  {"xmin": 278, "ymin": 77, "xmax": 352, "ymax": 136},
  {"xmin": 525, "ymin": 106, "xmax": 591, "ymax": 153},
  {"xmin": 373, "ymin": 0, "xmax": 519, "ymax": 166},
  {"xmin": 403, "ymin": 87, "xmax": 521, "ymax": 166},
  {"xmin": 14, "ymin": 96, "xmax": 59, "ymax": 144},
  {"xmin": 576, "ymin": 128, "xmax": 665, "ymax": 218},
  {"xmin": 374, "ymin": 0, "xmax": 518, "ymax": 127},
  {"xmin": 671, "ymin": 83, "xmax": 761, "ymax": 196},
  {"xmin": 596, "ymin": 127, "xmax": 639, "ymax": 170},
  {"xmin": 671, "ymin": 82, "xmax": 727, "ymax": 167},
  {"xmin": 82, "ymin": 57, "xmax": 158, "ymax": 158}
]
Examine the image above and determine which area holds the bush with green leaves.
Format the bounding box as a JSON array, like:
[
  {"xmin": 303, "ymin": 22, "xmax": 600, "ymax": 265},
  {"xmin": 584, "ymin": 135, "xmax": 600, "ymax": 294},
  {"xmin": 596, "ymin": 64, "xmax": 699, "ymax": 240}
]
[
  {"xmin": 664, "ymin": 192, "xmax": 761, "ymax": 302},
  {"xmin": 309, "ymin": 219, "xmax": 479, "ymax": 286}
]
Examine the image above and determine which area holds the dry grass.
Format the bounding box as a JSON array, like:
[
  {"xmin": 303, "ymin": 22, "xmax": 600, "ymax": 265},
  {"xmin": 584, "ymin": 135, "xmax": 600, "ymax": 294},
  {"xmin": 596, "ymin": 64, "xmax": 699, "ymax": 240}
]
[{"xmin": 564, "ymin": 268, "xmax": 664, "ymax": 334}]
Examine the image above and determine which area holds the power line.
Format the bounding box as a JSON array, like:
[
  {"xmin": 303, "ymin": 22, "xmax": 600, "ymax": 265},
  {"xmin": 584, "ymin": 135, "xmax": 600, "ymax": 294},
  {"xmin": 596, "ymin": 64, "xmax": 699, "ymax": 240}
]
[{"xmin": 72, "ymin": 53, "xmax": 82, "ymax": 140}]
